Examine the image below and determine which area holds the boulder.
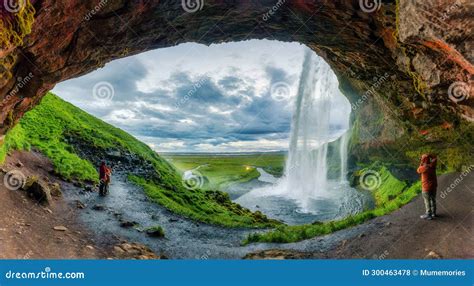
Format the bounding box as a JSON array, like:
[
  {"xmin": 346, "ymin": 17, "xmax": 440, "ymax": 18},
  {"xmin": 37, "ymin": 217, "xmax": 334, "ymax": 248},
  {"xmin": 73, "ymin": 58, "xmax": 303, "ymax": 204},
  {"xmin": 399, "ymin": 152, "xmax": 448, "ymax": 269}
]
[
  {"xmin": 145, "ymin": 226, "xmax": 165, "ymax": 238},
  {"xmin": 112, "ymin": 242, "xmax": 165, "ymax": 259},
  {"xmin": 23, "ymin": 177, "xmax": 52, "ymax": 205},
  {"xmin": 120, "ymin": 220, "xmax": 139, "ymax": 228},
  {"xmin": 49, "ymin": 182, "xmax": 62, "ymax": 197},
  {"xmin": 92, "ymin": 204, "xmax": 106, "ymax": 211}
]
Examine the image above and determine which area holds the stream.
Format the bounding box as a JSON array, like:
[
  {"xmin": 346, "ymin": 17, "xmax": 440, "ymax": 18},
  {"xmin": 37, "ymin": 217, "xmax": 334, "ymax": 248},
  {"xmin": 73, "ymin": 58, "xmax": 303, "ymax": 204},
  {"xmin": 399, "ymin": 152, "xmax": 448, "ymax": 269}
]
[{"xmin": 63, "ymin": 169, "xmax": 373, "ymax": 259}]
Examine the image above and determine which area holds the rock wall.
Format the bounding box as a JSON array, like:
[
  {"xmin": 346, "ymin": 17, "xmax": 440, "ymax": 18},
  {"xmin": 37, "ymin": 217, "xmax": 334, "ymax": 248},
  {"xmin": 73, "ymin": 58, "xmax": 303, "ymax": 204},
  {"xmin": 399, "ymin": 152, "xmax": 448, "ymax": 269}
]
[{"xmin": 0, "ymin": 0, "xmax": 472, "ymax": 145}]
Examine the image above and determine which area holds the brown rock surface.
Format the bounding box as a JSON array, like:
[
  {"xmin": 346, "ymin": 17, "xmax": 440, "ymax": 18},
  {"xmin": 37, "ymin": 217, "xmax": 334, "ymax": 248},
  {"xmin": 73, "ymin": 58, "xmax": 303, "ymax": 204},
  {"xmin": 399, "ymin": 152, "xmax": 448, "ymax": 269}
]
[{"xmin": 0, "ymin": 0, "xmax": 472, "ymax": 140}]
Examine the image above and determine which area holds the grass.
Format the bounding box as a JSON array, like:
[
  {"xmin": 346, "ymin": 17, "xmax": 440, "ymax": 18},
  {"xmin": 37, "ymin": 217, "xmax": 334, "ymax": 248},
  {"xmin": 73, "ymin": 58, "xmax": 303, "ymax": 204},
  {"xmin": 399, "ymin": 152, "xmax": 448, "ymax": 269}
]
[
  {"xmin": 242, "ymin": 164, "xmax": 422, "ymax": 244},
  {"xmin": 162, "ymin": 153, "xmax": 285, "ymax": 191},
  {"xmin": 0, "ymin": 93, "xmax": 279, "ymax": 228}
]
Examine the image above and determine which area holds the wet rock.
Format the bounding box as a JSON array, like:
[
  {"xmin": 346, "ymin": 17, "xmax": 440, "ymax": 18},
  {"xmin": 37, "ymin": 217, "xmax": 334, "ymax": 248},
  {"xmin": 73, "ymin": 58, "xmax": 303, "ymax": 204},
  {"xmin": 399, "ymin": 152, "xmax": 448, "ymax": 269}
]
[
  {"xmin": 73, "ymin": 181, "xmax": 83, "ymax": 188},
  {"xmin": 169, "ymin": 218, "xmax": 179, "ymax": 223},
  {"xmin": 92, "ymin": 204, "xmax": 106, "ymax": 211},
  {"xmin": 146, "ymin": 226, "xmax": 165, "ymax": 238},
  {"xmin": 84, "ymin": 185, "xmax": 94, "ymax": 192},
  {"xmin": 120, "ymin": 220, "xmax": 138, "ymax": 228},
  {"xmin": 75, "ymin": 200, "xmax": 86, "ymax": 209}
]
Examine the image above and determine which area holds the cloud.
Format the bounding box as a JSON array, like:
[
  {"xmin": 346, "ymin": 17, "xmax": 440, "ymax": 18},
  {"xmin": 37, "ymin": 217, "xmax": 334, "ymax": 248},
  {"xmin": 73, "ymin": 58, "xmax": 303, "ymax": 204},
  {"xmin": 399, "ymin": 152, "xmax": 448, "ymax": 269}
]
[{"xmin": 52, "ymin": 40, "xmax": 350, "ymax": 153}]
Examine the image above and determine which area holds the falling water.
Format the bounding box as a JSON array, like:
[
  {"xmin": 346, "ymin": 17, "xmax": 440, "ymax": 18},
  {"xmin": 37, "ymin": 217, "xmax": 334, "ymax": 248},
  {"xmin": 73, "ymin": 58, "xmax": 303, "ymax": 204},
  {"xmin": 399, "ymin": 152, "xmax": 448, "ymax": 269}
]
[
  {"xmin": 339, "ymin": 130, "xmax": 350, "ymax": 182},
  {"xmin": 235, "ymin": 49, "xmax": 371, "ymax": 223},
  {"xmin": 284, "ymin": 49, "xmax": 335, "ymax": 205}
]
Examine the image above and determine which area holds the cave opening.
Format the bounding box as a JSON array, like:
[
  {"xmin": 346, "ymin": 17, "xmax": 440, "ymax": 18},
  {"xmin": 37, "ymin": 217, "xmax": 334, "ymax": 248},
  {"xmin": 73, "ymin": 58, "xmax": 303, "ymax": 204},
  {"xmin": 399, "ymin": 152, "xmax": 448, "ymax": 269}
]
[{"xmin": 53, "ymin": 39, "xmax": 372, "ymax": 225}]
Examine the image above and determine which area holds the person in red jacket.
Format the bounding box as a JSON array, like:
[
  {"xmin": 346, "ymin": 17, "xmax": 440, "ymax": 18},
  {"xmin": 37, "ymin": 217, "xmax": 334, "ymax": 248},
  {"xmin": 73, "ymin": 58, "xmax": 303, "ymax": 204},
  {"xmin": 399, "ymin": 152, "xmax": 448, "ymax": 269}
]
[
  {"xmin": 99, "ymin": 161, "xmax": 112, "ymax": 196},
  {"xmin": 417, "ymin": 154, "xmax": 438, "ymax": 220}
]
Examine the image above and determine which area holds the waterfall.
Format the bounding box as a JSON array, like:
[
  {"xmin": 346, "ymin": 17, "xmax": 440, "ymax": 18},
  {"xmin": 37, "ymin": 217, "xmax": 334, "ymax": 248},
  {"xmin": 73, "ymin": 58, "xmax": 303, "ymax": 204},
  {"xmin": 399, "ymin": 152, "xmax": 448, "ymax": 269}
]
[
  {"xmin": 283, "ymin": 49, "xmax": 346, "ymax": 208},
  {"xmin": 285, "ymin": 50, "xmax": 330, "ymax": 203},
  {"xmin": 236, "ymin": 48, "xmax": 354, "ymax": 217},
  {"xmin": 339, "ymin": 130, "xmax": 350, "ymax": 182}
]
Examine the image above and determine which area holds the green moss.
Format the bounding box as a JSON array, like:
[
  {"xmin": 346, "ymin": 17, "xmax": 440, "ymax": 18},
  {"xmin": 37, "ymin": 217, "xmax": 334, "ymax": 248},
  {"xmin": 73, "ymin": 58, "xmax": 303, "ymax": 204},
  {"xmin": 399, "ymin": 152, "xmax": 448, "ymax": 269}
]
[{"xmin": 242, "ymin": 165, "xmax": 421, "ymax": 244}]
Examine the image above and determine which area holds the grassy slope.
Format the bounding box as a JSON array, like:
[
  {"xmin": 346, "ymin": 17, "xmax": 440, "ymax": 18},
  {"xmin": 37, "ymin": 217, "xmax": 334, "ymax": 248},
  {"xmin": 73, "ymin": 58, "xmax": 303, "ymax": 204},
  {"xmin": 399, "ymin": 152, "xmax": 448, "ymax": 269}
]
[
  {"xmin": 162, "ymin": 154, "xmax": 285, "ymax": 191},
  {"xmin": 243, "ymin": 164, "xmax": 421, "ymax": 244},
  {"xmin": 0, "ymin": 93, "xmax": 279, "ymax": 228}
]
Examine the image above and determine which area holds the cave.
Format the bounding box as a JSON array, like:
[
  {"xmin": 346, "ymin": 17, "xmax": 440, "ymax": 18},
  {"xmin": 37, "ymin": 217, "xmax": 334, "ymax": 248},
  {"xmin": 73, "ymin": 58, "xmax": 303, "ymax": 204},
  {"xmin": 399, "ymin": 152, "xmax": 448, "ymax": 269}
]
[
  {"xmin": 0, "ymin": 0, "xmax": 473, "ymax": 259},
  {"xmin": 1, "ymin": 0, "xmax": 472, "ymax": 137}
]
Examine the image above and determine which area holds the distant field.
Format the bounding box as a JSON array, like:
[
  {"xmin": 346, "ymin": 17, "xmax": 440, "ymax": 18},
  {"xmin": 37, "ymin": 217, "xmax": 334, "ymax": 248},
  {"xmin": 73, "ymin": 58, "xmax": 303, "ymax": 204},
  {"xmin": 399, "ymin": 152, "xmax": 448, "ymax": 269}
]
[{"xmin": 161, "ymin": 153, "xmax": 286, "ymax": 191}]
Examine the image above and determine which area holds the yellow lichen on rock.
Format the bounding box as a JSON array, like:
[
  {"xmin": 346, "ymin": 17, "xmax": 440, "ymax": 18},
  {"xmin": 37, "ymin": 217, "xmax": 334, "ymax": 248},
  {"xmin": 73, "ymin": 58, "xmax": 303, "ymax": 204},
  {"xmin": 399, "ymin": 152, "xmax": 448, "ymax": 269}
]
[{"xmin": 0, "ymin": 0, "xmax": 35, "ymax": 54}]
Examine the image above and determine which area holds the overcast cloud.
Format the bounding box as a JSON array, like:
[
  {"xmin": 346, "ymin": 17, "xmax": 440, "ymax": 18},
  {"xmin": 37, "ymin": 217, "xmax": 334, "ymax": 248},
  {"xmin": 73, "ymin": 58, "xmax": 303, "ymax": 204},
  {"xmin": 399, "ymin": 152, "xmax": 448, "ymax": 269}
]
[{"xmin": 53, "ymin": 40, "xmax": 350, "ymax": 153}]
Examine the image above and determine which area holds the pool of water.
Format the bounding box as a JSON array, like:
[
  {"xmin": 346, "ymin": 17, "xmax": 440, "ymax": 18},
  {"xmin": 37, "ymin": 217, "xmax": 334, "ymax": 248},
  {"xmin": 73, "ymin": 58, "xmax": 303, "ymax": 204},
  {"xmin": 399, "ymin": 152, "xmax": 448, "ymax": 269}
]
[{"xmin": 232, "ymin": 169, "xmax": 374, "ymax": 225}]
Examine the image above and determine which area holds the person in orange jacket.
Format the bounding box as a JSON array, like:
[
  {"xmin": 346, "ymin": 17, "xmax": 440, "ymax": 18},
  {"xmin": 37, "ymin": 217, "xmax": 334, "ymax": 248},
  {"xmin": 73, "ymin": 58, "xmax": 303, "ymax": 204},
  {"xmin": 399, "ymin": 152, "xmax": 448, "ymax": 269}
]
[
  {"xmin": 417, "ymin": 154, "xmax": 438, "ymax": 220},
  {"xmin": 99, "ymin": 161, "xmax": 112, "ymax": 196}
]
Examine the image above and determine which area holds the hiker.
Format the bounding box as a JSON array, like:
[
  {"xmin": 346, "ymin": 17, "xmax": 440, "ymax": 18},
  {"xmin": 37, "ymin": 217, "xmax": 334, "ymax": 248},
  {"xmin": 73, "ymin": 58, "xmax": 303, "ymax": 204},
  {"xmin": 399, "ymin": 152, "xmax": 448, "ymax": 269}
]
[
  {"xmin": 417, "ymin": 154, "xmax": 437, "ymax": 220},
  {"xmin": 99, "ymin": 161, "xmax": 112, "ymax": 196}
]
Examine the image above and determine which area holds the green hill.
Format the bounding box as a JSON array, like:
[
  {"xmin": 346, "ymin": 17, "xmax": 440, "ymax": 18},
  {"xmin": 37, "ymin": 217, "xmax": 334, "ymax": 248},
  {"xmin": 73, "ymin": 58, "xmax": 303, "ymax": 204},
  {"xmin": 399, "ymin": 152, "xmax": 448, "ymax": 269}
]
[{"xmin": 0, "ymin": 93, "xmax": 279, "ymax": 228}]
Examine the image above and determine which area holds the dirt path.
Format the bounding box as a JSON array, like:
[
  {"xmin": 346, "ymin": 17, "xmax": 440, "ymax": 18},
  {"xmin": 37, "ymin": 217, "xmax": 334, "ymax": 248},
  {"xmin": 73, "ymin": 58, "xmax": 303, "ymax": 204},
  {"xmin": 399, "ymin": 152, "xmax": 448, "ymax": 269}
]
[
  {"xmin": 247, "ymin": 171, "xmax": 474, "ymax": 259},
  {"xmin": 0, "ymin": 151, "xmax": 162, "ymax": 259},
  {"xmin": 0, "ymin": 151, "xmax": 106, "ymax": 259}
]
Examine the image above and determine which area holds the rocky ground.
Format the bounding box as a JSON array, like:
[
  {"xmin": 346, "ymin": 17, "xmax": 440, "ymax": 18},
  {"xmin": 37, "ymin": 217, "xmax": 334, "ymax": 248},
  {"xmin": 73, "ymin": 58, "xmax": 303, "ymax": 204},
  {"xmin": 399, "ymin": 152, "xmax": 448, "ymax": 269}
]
[
  {"xmin": 246, "ymin": 172, "xmax": 473, "ymax": 259},
  {"xmin": 0, "ymin": 150, "xmax": 164, "ymax": 259},
  {"xmin": 1, "ymin": 150, "xmax": 472, "ymax": 259}
]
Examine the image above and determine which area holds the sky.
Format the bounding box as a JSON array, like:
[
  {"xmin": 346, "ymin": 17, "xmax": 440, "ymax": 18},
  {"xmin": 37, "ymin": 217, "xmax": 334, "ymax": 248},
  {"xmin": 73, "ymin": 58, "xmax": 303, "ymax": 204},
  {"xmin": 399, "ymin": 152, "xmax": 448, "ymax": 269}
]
[{"xmin": 53, "ymin": 40, "xmax": 351, "ymax": 153}]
